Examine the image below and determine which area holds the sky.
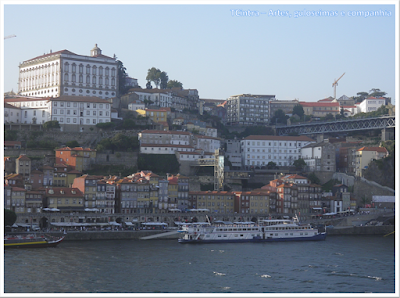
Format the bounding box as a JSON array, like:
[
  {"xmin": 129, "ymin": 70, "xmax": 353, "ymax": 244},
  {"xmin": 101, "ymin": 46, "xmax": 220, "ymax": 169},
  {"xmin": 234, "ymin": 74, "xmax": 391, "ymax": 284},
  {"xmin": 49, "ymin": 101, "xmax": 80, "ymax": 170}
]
[{"xmin": 2, "ymin": 1, "xmax": 398, "ymax": 102}]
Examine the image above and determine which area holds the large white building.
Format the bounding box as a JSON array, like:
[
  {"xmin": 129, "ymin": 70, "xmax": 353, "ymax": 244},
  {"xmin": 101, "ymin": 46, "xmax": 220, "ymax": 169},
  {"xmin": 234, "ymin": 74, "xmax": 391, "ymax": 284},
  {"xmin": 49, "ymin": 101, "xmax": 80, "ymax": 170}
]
[
  {"xmin": 18, "ymin": 44, "xmax": 118, "ymax": 100},
  {"xmin": 4, "ymin": 95, "xmax": 111, "ymax": 128},
  {"xmin": 241, "ymin": 135, "xmax": 315, "ymax": 169}
]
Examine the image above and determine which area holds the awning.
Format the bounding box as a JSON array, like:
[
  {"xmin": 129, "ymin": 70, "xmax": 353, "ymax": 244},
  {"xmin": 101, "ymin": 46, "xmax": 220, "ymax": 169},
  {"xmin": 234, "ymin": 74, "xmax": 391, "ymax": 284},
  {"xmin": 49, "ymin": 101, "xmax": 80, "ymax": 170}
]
[
  {"xmin": 142, "ymin": 222, "xmax": 168, "ymax": 226},
  {"xmin": 108, "ymin": 221, "xmax": 122, "ymax": 226}
]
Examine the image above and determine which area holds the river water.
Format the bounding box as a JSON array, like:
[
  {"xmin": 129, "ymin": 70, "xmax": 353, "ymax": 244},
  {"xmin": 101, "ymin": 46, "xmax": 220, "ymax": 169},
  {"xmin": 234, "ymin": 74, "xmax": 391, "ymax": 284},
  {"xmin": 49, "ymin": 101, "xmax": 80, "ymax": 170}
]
[{"xmin": 3, "ymin": 235, "xmax": 395, "ymax": 295}]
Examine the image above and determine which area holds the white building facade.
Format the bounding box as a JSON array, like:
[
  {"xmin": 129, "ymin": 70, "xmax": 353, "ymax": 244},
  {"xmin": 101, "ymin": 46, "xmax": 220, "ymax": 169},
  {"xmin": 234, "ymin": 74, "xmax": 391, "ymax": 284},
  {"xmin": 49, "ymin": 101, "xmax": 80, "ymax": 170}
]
[
  {"xmin": 241, "ymin": 135, "xmax": 315, "ymax": 169},
  {"xmin": 50, "ymin": 96, "xmax": 111, "ymax": 126},
  {"xmin": 4, "ymin": 97, "xmax": 52, "ymax": 124},
  {"xmin": 194, "ymin": 135, "xmax": 221, "ymax": 153},
  {"xmin": 358, "ymin": 97, "xmax": 386, "ymax": 113},
  {"xmin": 18, "ymin": 44, "xmax": 118, "ymax": 100},
  {"xmin": 4, "ymin": 95, "xmax": 111, "ymax": 127},
  {"xmin": 4, "ymin": 103, "xmax": 22, "ymax": 124}
]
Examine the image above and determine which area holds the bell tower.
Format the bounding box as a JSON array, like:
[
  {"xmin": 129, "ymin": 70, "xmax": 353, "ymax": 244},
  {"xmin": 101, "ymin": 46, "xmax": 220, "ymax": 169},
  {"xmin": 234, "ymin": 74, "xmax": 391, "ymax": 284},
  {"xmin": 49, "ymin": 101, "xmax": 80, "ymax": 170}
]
[{"xmin": 91, "ymin": 44, "xmax": 102, "ymax": 57}]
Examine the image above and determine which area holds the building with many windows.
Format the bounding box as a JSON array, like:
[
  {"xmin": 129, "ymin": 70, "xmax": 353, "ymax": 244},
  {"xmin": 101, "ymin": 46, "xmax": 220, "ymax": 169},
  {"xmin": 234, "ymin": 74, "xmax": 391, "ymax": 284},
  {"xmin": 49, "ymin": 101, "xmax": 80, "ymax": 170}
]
[
  {"xmin": 226, "ymin": 94, "xmax": 275, "ymax": 125},
  {"xmin": 358, "ymin": 97, "xmax": 386, "ymax": 113},
  {"xmin": 4, "ymin": 95, "xmax": 111, "ymax": 129},
  {"xmin": 240, "ymin": 135, "xmax": 315, "ymax": 169},
  {"xmin": 300, "ymin": 101, "xmax": 340, "ymax": 118},
  {"xmin": 18, "ymin": 44, "xmax": 118, "ymax": 99}
]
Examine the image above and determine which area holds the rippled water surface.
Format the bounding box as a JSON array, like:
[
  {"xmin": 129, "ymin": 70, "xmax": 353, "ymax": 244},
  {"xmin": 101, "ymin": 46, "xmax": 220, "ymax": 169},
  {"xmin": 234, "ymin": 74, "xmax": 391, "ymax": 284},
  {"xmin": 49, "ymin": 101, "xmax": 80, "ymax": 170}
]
[{"xmin": 4, "ymin": 235, "xmax": 395, "ymax": 294}]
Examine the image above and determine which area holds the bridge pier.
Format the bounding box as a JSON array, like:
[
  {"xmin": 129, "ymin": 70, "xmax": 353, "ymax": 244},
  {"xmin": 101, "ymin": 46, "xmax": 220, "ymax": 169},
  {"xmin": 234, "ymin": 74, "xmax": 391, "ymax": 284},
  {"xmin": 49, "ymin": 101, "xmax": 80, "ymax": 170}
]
[
  {"xmin": 381, "ymin": 128, "xmax": 394, "ymax": 141},
  {"xmin": 316, "ymin": 133, "xmax": 324, "ymax": 142}
]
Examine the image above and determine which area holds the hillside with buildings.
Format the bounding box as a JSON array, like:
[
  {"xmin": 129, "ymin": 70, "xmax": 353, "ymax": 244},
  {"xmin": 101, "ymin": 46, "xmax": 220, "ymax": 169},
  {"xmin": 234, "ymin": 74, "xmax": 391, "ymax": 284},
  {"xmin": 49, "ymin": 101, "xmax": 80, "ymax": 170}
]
[{"xmin": 3, "ymin": 44, "xmax": 395, "ymax": 223}]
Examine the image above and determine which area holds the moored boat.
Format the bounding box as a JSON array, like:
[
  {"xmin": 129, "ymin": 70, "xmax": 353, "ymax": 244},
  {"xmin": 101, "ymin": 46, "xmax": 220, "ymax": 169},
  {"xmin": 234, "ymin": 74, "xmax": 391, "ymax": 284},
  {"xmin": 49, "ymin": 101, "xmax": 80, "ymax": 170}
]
[
  {"xmin": 4, "ymin": 233, "xmax": 66, "ymax": 248},
  {"xmin": 178, "ymin": 216, "xmax": 326, "ymax": 244}
]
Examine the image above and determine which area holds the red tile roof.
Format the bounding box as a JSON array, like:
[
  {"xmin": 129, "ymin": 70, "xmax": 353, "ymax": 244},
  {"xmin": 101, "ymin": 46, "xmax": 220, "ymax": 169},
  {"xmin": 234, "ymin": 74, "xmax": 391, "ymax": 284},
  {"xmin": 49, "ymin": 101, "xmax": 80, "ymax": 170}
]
[
  {"xmin": 357, "ymin": 147, "xmax": 388, "ymax": 153},
  {"xmin": 243, "ymin": 135, "xmax": 315, "ymax": 142},
  {"xmin": 300, "ymin": 101, "xmax": 340, "ymax": 107}
]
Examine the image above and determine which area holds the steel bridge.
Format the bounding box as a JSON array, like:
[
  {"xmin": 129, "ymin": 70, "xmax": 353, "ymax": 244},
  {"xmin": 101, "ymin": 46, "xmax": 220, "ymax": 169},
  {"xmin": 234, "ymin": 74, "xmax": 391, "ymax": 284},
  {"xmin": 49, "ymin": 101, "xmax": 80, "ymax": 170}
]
[{"xmin": 276, "ymin": 116, "xmax": 395, "ymax": 136}]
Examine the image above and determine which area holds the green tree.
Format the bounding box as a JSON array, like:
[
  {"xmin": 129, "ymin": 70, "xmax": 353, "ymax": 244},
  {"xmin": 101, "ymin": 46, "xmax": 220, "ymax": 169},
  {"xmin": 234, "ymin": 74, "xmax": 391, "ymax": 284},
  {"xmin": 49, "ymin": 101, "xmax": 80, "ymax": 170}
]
[
  {"xmin": 167, "ymin": 80, "xmax": 183, "ymax": 88},
  {"xmin": 66, "ymin": 140, "xmax": 80, "ymax": 148},
  {"xmin": 369, "ymin": 88, "xmax": 387, "ymax": 98},
  {"xmin": 146, "ymin": 67, "xmax": 161, "ymax": 88},
  {"xmin": 267, "ymin": 161, "xmax": 278, "ymax": 169},
  {"xmin": 96, "ymin": 122, "xmax": 116, "ymax": 130},
  {"xmin": 117, "ymin": 60, "xmax": 130, "ymax": 95},
  {"xmin": 4, "ymin": 130, "xmax": 18, "ymax": 141},
  {"xmin": 354, "ymin": 91, "xmax": 369, "ymax": 103},
  {"xmin": 121, "ymin": 119, "xmax": 136, "ymax": 129},
  {"xmin": 159, "ymin": 71, "xmax": 169, "ymax": 89},
  {"xmin": 293, "ymin": 158, "xmax": 306, "ymax": 170},
  {"xmin": 43, "ymin": 120, "xmax": 60, "ymax": 130},
  {"xmin": 324, "ymin": 113, "xmax": 334, "ymax": 121},
  {"xmin": 4, "ymin": 209, "xmax": 17, "ymax": 226},
  {"xmin": 308, "ymin": 172, "xmax": 320, "ymax": 184},
  {"xmin": 292, "ymin": 104, "xmax": 305, "ymax": 119},
  {"xmin": 270, "ymin": 109, "xmax": 288, "ymax": 125}
]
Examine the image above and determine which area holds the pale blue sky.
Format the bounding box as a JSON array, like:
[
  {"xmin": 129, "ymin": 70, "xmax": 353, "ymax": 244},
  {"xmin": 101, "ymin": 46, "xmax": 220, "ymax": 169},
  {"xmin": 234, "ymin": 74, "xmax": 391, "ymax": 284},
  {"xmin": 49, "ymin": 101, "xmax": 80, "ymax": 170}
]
[{"xmin": 2, "ymin": 2, "xmax": 397, "ymax": 102}]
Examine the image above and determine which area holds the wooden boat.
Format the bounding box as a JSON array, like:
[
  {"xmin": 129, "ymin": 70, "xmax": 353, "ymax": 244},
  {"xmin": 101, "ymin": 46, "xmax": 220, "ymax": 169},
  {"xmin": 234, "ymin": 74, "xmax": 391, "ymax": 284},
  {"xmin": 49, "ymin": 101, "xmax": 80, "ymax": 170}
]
[{"xmin": 4, "ymin": 233, "xmax": 66, "ymax": 248}]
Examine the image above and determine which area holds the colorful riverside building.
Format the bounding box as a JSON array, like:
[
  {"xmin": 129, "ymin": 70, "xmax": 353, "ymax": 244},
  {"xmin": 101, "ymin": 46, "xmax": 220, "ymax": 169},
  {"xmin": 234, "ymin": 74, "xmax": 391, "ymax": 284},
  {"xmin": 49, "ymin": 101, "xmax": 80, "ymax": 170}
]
[
  {"xmin": 234, "ymin": 190, "xmax": 272, "ymax": 214},
  {"xmin": 188, "ymin": 191, "xmax": 235, "ymax": 213},
  {"xmin": 72, "ymin": 174, "xmax": 104, "ymax": 209},
  {"xmin": 44, "ymin": 187, "xmax": 84, "ymax": 213},
  {"xmin": 55, "ymin": 147, "xmax": 96, "ymax": 172},
  {"xmin": 168, "ymin": 174, "xmax": 189, "ymax": 211}
]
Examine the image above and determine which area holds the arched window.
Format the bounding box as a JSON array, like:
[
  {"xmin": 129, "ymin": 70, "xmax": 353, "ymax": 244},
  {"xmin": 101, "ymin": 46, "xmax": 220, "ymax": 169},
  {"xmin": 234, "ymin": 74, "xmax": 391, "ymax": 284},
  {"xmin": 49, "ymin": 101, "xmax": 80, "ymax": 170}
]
[
  {"xmin": 64, "ymin": 73, "xmax": 69, "ymax": 82},
  {"xmin": 86, "ymin": 64, "xmax": 90, "ymax": 74},
  {"xmin": 79, "ymin": 64, "xmax": 83, "ymax": 74},
  {"xmin": 64, "ymin": 62, "xmax": 69, "ymax": 72},
  {"xmin": 105, "ymin": 67, "xmax": 109, "ymax": 76},
  {"xmin": 111, "ymin": 78, "xmax": 115, "ymax": 86},
  {"xmin": 79, "ymin": 75, "xmax": 83, "ymax": 83},
  {"xmin": 72, "ymin": 64, "xmax": 76, "ymax": 73},
  {"xmin": 86, "ymin": 75, "xmax": 90, "ymax": 84},
  {"xmin": 111, "ymin": 68, "xmax": 116, "ymax": 76},
  {"xmin": 105, "ymin": 78, "xmax": 109, "ymax": 85},
  {"xmin": 99, "ymin": 67, "xmax": 103, "ymax": 75},
  {"xmin": 92, "ymin": 66, "xmax": 97, "ymax": 75},
  {"xmin": 92, "ymin": 76, "xmax": 96, "ymax": 84},
  {"xmin": 72, "ymin": 74, "xmax": 76, "ymax": 82}
]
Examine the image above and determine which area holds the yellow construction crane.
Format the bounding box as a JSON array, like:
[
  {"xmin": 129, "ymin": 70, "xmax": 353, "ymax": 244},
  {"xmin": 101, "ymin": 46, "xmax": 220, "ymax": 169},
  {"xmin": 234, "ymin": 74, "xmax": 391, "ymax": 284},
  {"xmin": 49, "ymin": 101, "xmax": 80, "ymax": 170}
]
[
  {"xmin": 332, "ymin": 72, "xmax": 345, "ymax": 100},
  {"xmin": 4, "ymin": 34, "xmax": 16, "ymax": 40}
]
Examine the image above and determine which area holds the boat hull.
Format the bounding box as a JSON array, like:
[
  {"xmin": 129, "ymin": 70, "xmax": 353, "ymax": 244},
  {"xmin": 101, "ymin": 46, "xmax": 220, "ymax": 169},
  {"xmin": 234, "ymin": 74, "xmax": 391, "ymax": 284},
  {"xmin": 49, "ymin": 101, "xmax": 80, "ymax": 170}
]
[
  {"xmin": 178, "ymin": 233, "xmax": 326, "ymax": 244},
  {"xmin": 4, "ymin": 236, "xmax": 65, "ymax": 248}
]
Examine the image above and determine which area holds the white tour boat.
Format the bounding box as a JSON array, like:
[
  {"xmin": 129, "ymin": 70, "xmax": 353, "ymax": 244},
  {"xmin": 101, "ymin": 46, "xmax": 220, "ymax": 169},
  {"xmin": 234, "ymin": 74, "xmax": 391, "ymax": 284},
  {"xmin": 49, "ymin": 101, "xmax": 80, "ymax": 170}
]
[{"xmin": 178, "ymin": 216, "xmax": 326, "ymax": 244}]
